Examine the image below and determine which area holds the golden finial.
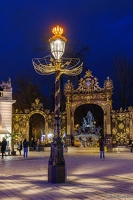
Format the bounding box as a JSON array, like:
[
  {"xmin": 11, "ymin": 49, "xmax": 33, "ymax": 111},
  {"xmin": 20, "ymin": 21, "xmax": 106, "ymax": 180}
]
[
  {"xmin": 49, "ymin": 25, "xmax": 67, "ymax": 43},
  {"xmin": 52, "ymin": 26, "xmax": 63, "ymax": 35},
  {"xmin": 35, "ymin": 98, "xmax": 40, "ymax": 105}
]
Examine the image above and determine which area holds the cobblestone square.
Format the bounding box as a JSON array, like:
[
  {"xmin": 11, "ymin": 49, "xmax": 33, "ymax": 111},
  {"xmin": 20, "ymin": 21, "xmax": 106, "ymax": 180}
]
[{"xmin": 0, "ymin": 151, "xmax": 133, "ymax": 200}]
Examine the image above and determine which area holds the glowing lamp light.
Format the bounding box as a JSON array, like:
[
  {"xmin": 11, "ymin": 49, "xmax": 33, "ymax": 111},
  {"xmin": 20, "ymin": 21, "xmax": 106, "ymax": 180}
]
[
  {"xmin": 50, "ymin": 38, "xmax": 65, "ymax": 60},
  {"xmin": 32, "ymin": 25, "xmax": 83, "ymax": 184},
  {"xmin": 52, "ymin": 26, "xmax": 63, "ymax": 35},
  {"xmin": 49, "ymin": 26, "xmax": 67, "ymax": 60}
]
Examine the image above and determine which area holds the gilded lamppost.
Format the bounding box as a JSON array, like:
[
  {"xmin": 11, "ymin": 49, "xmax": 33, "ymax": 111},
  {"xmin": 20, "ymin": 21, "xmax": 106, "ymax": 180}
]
[{"xmin": 32, "ymin": 26, "xmax": 83, "ymax": 183}]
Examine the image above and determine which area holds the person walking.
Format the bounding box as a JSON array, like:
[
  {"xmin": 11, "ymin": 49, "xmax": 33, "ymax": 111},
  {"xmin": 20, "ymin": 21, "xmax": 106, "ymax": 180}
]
[
  {"xmin": 29, "ymin": 137, "xmax": 34, "ymax": 151},
  {"xmin": 99, "ymin": 138, "xmax": 105, "ymax": 159},
  {"xmin": 17, "ymin": 141, "xmax": 22, "ymax": 155},
  {"xmin": 1, "ymin": 137, "xmax": 7, "ymax": 159},
  {"xmin": 129, "ymin": 139, "xmax": 133, "ymax": 153},
  {"xmin": 23, "ymin": 138, "xmax": 28, "ymax": 158}
]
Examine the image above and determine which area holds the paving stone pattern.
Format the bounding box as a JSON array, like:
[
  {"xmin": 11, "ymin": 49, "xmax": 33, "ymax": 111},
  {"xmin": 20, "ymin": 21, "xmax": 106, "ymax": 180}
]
[{"xmin": 0, "ymin": 151, "xmax": 133, "ymax": 200}]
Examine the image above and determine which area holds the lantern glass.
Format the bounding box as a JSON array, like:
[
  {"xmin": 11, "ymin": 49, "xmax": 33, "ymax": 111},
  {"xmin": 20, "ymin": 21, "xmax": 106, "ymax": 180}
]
[{"xmin": 50, "ymin": 38, "xmax": 65, "ymax": 60}]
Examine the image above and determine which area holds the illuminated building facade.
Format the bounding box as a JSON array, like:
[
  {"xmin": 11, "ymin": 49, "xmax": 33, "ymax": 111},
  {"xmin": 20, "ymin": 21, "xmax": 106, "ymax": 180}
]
[{"xmin": 0, "ymin": 78, "xmax": 16, "ymax": 145}]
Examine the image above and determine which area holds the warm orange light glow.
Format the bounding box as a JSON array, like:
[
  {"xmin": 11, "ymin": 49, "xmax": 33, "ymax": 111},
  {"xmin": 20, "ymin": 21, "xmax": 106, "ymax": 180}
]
[
  {"xmin": 52, "ymin": 26, "xmax": 63, "ymax": 35},
  {"xmin": 49, "ymin": 25, "xmax": 67, "ymax": 44}
]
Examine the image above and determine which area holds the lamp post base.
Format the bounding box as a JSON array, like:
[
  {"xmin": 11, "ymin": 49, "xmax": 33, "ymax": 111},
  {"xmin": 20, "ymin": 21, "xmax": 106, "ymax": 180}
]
[
  {"xmin": 48, "ymin": 137, "xmax": 66, "ymax": 183},
  {"xmin": 48, "ymin": 164, "xmax": 66, "ymax": 183}
]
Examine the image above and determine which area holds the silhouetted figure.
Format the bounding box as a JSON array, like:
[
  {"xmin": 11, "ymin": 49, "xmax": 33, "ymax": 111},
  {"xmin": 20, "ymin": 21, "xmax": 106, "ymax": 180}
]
[
  {"xmin": 17, "ymin": 141, "xmax": 22, "ymax": 155},
  {"xmin": 36, "ymin": 139, "xmax": 40, "ymax": 152},
  {"xmin": 30, "ymin": 137, "xmax": 34, "ymax": 151},
  {"xmin": 1, "ymin": 137, "xmax": 7, "ymax": 159},
  {"xmin": 71, "ymin": 135, "xmax": 74, "ymax": 146},
  {"xmin": 30, "ymin": 137, "xmax": 37, "ymax": 151},
  {"xmin": 23, "ymin": 138, "xmax": 29, "ymax": 158},
  {"xmin": 129, "ymin": 139, "xmax": 133, "ymax": 153},
  {"xmin": 99, "ymin": 138, "xmax": 105, "ymax": 159}
]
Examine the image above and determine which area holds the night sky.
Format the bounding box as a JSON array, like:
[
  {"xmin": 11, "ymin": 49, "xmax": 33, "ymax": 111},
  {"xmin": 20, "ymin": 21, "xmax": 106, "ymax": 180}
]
[{"xmin": 0, "ymin": 0, "xmax": 133, "ymax": 89}]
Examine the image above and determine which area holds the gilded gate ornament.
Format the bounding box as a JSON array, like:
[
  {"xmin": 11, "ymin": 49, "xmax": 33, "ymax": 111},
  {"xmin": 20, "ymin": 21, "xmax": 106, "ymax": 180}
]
[
  {"xmin": 12, "ymin": 99, "xmax": 66, "ymax": 143},
  {"xmin": 76, "ymin": 70, "xmax": 102, "ymax": 93},
  {"xmin": 118, "ymin": 123, "xmax": 124, "ymax": 130},
  {"xmin": 64, "ymin": 70, "xmax": 113, "ymax": 147},
  {"xmin": 12, "ymin": 70, "xmax": 133, "ymax": 148},
  {"xmin": 31, "ymin": 98, "xmax": 43, "ymax": 110},
  {"xmin": 111, "ymin": 107, "xmax": 132, "ymax": 146}
]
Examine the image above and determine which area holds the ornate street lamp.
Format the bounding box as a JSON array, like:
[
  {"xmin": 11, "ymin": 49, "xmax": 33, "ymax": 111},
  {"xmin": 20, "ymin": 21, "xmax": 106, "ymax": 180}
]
[{"xmin": 32, "ymin": 26, "xmax": 83, "ymax": 183}]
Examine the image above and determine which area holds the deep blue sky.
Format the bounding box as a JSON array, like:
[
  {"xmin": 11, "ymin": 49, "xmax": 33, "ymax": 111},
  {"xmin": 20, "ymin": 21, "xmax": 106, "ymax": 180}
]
[{"xmin": 0, "ymin": 0, "xmax": 133, "ymax": 88}]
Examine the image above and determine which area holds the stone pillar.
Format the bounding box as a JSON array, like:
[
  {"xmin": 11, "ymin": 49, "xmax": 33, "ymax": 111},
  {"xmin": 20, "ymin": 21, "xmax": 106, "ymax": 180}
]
[
  {"xmin": 45, "ymin": 118, "xmax": 48, "ymax": 144},
  {"xmin": 64, "ymin": 80, "xmax": 74, "ymax": 146},
  {"xmin": 106, "ymin": 104, "xmax": 111, "ymax": 135},
  {"xmin": 104, "ymin": 113, "xmax": 107, "ymax": 137},
  {"xmin": 26, "ymin": 118, "xmax": 29, "ymax": 141},
  {"xmin": 65, "ymin": 94, "xmax": 71, "ymax": 146},
  {"xmin": 105, "ymin": 104, "xmax": 112, "ymax": 151}
]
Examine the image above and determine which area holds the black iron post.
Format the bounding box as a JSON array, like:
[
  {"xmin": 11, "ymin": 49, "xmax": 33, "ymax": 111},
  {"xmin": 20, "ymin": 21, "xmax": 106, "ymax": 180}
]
[{"xmin": 48, "ymin": 64, "xmax": 66, "ymax": 183}]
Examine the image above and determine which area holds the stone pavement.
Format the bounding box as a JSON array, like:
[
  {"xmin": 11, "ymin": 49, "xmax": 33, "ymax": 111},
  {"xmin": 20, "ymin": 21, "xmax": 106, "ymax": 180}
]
[{"xmin": 0, "ymin": 150, "xmax": 133, "ymax": 200}]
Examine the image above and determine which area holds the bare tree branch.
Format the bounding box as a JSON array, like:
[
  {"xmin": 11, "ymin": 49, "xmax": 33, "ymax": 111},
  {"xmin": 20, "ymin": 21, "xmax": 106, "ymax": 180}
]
[{"xmin": 112, "ymin": 57, "xmax": 133, "ymax": 109}]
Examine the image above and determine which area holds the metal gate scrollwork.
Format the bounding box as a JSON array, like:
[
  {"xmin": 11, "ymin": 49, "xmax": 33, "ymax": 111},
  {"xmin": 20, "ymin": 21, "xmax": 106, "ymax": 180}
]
[{"xmin": 12, "ymin": 98, "xmax": 66, "ymax": 143}]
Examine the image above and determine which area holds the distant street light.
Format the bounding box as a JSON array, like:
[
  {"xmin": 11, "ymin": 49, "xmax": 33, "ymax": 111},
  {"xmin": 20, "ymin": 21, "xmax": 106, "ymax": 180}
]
[{"xmin": 32, "ymin": 26, "xmax": 83, "ymax": 183}]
